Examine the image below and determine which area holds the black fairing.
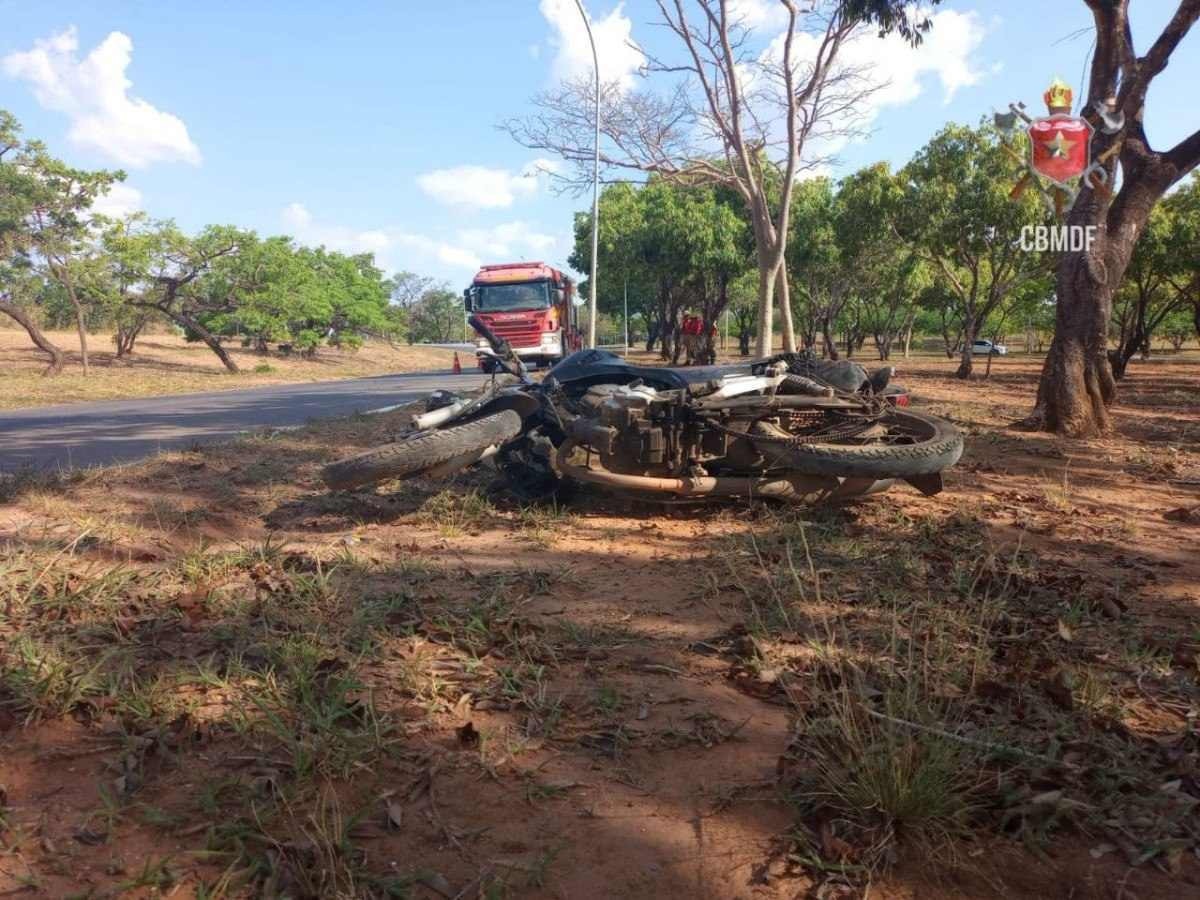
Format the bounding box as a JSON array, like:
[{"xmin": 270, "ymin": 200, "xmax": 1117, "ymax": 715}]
[{"xmin": 545, "ymin": 348, "xmax": 753, "ymax": 392}]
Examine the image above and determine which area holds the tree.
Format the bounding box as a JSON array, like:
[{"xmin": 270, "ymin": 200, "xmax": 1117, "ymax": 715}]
[
  {"xmin": 1160, "ymin": 307, "xmax": 1194, "ymax": 351},
  {"xmin": 308, "ymin": 250, "xmax": 393, "ymax": 350},
  {"xmin": 899, "ymin": 123, "xmax": 1047, "ymax": 378},
  {"xmin": 408, "ymin": 286, "xmax": 465, "ymax": 343},
  {"xmin": 125, "ymin": 222, "xmax": 246, "ymax": 372},
  {"xmin": 1030, "ymin": 0, "xmax": 1200, "ymax": 436},
  {"xmin": 505, "ymin": 1, "xmax": 902, "ymax": 356},
  {"xmin": 20, "ymin": 133, "xmax": 123, "ymax": 375},
  {"xmin": 573, "ymin": 178, "xmax": 749, "ymax": 363},
  {"xmin": 0, "ymin": 111, "xmax": 66, "ymax": 374},
  {"xmin": 569, "ymin": 182, "xmax": 658, "ymax": 348},
  {"xmin": 787, "ymin": 177, "xmax": 843, "ymax": 356},
  {"xmin": 1107, "ymin": 200, "xmax": 1193, "ymax": 376},
  {"xmin": 95, "ymin": 214, "xmax": 158, "ymax": 358},
  {"xmin": 727, "ymin": 271, "xmax": 758, "ymax": 355},
  {"xmin": 785, "ymin": 165, "xmax": 919, "ymax": 361},
  {"xmin": 832, "ymin": 163, "xmax": 920, "ymax": 361},
  {"xmin": 387, "ymin": 271, "xmax": 435, "ymax": 343}
]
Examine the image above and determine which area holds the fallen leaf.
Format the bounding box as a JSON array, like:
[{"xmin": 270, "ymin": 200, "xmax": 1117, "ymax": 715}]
[{"xmin": 1056, "ymin": 619, "xmax": 1074, "ymax": 642}]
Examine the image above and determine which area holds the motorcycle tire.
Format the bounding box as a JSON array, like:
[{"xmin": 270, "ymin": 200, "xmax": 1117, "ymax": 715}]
[
  {"xmin": 762, "ymin": 409, "xmax": 963, "ymax": 479},
  {"xmin": 322, "ymin": 410, "xmax": 523, "ymax": 490}
]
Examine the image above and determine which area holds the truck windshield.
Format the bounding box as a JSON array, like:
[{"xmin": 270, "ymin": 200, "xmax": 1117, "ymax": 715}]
[{"xmin": 476, "ymin": 281, "xmax": 550, "ymax": 312}]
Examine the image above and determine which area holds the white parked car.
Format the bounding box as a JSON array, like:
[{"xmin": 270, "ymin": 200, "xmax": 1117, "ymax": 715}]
[{"xmin": 971, "ymin": 339, "xmax": 1008, "ymax": 356}]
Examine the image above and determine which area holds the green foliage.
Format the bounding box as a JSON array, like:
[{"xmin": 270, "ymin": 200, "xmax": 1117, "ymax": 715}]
[
  {"xmin": 839, "ymin": 0, "xmax": 944, "ymax": 43},
  {"xmin": 0, "ymin": 108, "xmax": 406, "ymax": 371},
  {"xmin": 407, "ymin": 286, "xmax": 466, "ymax": 343},
  {"xmin": 897, "ymin": 122, "xmax": 1050, "ymax": 372},
  {"xmin": 1112, "ymin": 173, "xmax": 1200, "ymax": 365},
  {"xmin": 572, "ymin": 177, "xmax": 751, "ymax": 356}
]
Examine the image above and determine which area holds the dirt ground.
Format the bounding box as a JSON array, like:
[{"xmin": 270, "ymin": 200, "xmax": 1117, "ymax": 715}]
[
  {"xmin": 0, "ymin": 329, "xmax": 458, "ymax": 410},
  {"xmin": 1, "ymin": 355, "xmax": 1198, "ymax": 898}
]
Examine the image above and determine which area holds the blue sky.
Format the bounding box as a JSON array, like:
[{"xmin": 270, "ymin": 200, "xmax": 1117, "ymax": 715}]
[{"xmin": 2, "ymin": 1, "xmax": 1197, "ymax": 287}]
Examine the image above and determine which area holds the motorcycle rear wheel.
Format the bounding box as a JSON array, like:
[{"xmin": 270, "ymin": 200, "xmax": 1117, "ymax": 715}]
[{"xmin": 322, "ymin": 410, "xmax": 523, "ymax": 490}]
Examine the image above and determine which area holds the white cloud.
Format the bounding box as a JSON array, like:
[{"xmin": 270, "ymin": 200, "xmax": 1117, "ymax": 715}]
[
  {"xmin": 282, "ymin": 202, "xmax": 394, "ymax": 257},
  {"xmin": 417, "ymin": 165, "xmax": 537, "ymax": 210},
  {"xmin": 726, "ymin": 0, "xmax": 789, "ymax": 31},
  {"xmin": 538, "ymin": 0, "xmax": 643, "ymax": 91},
  {"xmin": 416, "ymin": 160, "xmax": 558, "ymax": 210},
  {"xmin": 456, "ymin": 221, "xmax": 558, "ymax": 259},
  {"xmin": 779, "ymin": 9, "xmax": 987, "ymax": 109},
  {"xmin": 756, "ymin": 9, "xmax": 989, "ymax": 161},
  {"xmin": 91, "ymin": 181, "xmax": 143, "ymax": 218},
  {"xmin": 280, "ymin": 204, "xmax": 563, "ymax": 278},
  {"xmin": 2, "ymin": 27, "xmax": 201, "ymax": 168},
  {"xmin": 391, "ymin": 232, "xmax": 482, "ymax": 272}
]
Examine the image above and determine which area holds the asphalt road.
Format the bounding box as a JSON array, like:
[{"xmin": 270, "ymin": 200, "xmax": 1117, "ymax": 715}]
[{"xmin": 0, "ymin": 369, "xmax": 484, "ymax": 472}]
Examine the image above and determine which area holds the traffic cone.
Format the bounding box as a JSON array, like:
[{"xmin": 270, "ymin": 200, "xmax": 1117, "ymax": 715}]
[{"xmin": 452, "ymin": 352, "xmax": 462, "ymax": 374}]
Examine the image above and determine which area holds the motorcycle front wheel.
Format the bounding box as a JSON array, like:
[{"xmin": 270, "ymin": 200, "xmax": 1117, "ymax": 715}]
[{"xmin": 322, "ymin": 410, "xmax": 523, "ymax": 490}]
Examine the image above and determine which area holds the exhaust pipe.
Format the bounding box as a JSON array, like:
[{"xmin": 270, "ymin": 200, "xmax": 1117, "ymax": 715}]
[{"xmin": 555, "ymin": 441, "xmax": 890, "ymax": 502}]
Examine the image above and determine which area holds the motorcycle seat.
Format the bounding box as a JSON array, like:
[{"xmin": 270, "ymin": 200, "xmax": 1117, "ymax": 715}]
[
  {"xmin": 545, "ymin": 348, "xmax": 889, "ymax": 396},
  {"xmin": 546, "ymin": 349, "xmax": 752, "ymax": 392}
]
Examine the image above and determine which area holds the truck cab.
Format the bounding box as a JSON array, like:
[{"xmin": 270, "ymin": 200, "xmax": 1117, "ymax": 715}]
[{"xmin": 464, "ymin": 262, "xmax": 579, "ymax": 371}]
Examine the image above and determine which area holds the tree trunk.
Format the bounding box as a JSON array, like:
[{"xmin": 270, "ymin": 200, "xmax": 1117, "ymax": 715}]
[
  {"xmin": 52, "ymin": 263, "xmax": 90, "ymax": 376},
  {"xmin": 0, "ymin": 298, "xmax": 66, "ymax": 375},
  {"xmin": 776, "ymin": 267, "xmax": 796, "ymax": 353},
  {"xmin": 115, "ymin": 318, "xmax": 146, "ymax": 358},
  {"xmin": 755, "ymin": 252, "xmax": 777, "ymax": 356},
  {"xmin": 73, "ymin": 305, "xmax": 90, "ymax": 374},
  {"xmin": 168, "ymin": 309, "xmax": 240, "ymax": 372},
  {"xmin": 902, "ymin": 321, "xmax": 913, "ymax": 358},
  {"xmin": 955, "ymin": 312, "xmax": 976, "ymax": 379},
  {"xmin": 1031, "ymin": 254, "xmax": 1117, "ymax": 436},
  {"xmin": 1025, "ymin": 0, "xmax": 1200, "ymax": 435},
  {"xmin": 821, "ymin": 319, "xmax": 839, "ymax": 361}
]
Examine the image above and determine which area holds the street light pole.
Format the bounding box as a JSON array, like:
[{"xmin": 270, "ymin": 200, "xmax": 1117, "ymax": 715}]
[
  {"xmin": 623, "ymin": 278, "xmax": 629, "ymax": 355},
  {"xmin": 575, "ymin": 0, "xmax": 600, "ymax": 349}
]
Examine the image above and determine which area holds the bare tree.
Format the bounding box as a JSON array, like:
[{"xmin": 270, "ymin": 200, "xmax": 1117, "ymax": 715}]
[{"xmin": 503, "ymin": 0, "xmax": 874, "ymax": 356}]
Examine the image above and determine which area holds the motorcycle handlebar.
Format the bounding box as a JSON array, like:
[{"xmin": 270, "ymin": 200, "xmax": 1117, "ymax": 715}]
[
  {"xmin": 468, "ymin": 315, "xmax": 507, "ymax": 355},
  {"xmin": 468, "ymin": 314, "xmax": 531, "ymax": 382}
]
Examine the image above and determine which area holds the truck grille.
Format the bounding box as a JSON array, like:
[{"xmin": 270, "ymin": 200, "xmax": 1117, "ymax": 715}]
[{"xmin": 490, "ymin": 320, "xmax": 542, "ymax": 347}]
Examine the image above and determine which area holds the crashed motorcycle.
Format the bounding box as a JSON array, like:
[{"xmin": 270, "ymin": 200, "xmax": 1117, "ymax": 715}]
[{"xmin": 322, "ymin": 316, "xmax": 963, "ymax": 503}]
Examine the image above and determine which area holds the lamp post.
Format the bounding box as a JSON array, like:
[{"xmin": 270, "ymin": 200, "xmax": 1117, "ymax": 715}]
[
  {"xmin": 623, "ymin": 278, "xmax": 629, "ymax": 355},
  {"xmin": 574, "ymin": 0, "xmax": 600, "ymax": 349}
]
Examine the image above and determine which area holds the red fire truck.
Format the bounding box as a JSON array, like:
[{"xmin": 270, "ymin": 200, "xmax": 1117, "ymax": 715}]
[{"xmin": 463, "ymin": 262, "xmax": 580, "ymax": 371}]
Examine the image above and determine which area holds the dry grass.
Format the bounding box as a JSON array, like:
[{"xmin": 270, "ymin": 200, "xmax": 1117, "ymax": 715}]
[
  {"xmin": 0, "ymin": 327, "xmax": 458, "ymax": 410},
  {"xmin": 0, "ymin": 355, "xmax": 1198, "ymax": 897}
]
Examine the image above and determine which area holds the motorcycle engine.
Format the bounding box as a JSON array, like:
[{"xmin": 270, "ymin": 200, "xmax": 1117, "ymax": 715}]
[{"xmin": 569, "ymin": 383, "xmax": 669, "ymax": 474}]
